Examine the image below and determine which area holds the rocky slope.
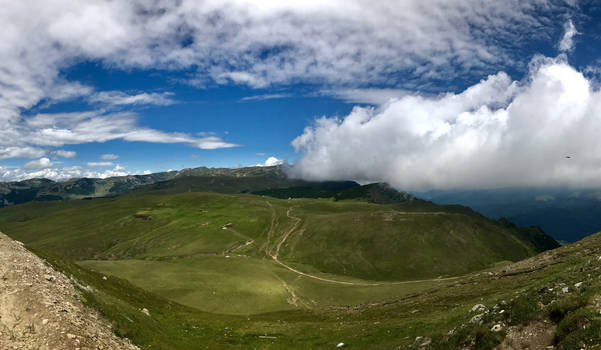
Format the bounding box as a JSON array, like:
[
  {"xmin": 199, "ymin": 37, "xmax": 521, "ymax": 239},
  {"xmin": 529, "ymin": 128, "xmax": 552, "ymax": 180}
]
[{"xmin": 0, "ymin": 232, "xmax": 138, "ymax": 350}]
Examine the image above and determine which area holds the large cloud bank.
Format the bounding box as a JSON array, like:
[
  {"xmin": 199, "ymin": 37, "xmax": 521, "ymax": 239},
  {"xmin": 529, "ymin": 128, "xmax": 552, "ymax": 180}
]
[
  {"xmin": 290, "ymin": 58, "xmax": 601, "ymax": 189},
  {"xmin": 1, "ymin": 0, "xmax": 572, "ymax": 159},
  {"xmin": 0, "ymin": 0, "xmax": 577, "ymax": 182}
]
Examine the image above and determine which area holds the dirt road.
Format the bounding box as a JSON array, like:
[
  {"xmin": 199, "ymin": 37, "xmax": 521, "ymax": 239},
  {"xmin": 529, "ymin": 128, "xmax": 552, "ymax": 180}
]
[{"xmin": 267, "ymin": 205, "xmax": 462, "ymax": 286}]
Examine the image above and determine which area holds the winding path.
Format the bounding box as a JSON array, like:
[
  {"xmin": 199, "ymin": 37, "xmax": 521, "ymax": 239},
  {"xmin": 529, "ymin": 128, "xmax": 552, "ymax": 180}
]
[{"xmin": 265, "ymin": 203, "xmax": 464, "ymax": 287}]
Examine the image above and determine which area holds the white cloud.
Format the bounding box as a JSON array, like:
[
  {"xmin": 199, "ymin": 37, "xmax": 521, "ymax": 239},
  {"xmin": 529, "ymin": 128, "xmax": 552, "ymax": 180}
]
[
  {"xmin": 324, "ymin": 88, "xmax": 408, "ymax": 105},
  {"xmin": 240, "ymin": 94, "xmax": 291, "ymax": 102},
  {"xmin": 290, "ymin": 57, "xmax": 601, "ymax": 190},
  {"xmin": 100, "ymin": 154, "xmax": 119, "ymax": 160},
  {"xmin": 559, "ymin": 20, "xmax": 578, "ymax": 52},
  {"xmin": 24, "ymin": 157, "xmax": 53, "ymax": 170},
  {"xmin": 0, "ymin": 1, "xmax": 576, "ymax": 167},
  {"xmin": 0, "ymin": 147, "xmax": 46, "ymax": 160},
  {"xmin": 143, "ymin": 170, "xmax": 152, "ymax": 175},
  {"xmin": 0, "ymin": 111, "xmax": 237, "ymax": 159},
  {"xmin": 0, "ymin": 163, "xmax": 136, "ymax": 182},
  {"xmin": 257, "ymin": 156, "xmax": 284, "ymax": 167},
  {"xmin": 51, "ymin": 150, "xmax": 76, "ymax": 158},
  {"xmin": 87, "ymin": 162, "xmax": 113, "ymax": 167},
  {"xmin": 0, "ymin": 1, "xmax": 574, "ymax": 110},
  {"xmin": 0, "ymin": 165, "xmax": 81, "ymax": 182},
  {"xmin": 89, "ymin": 91, "xmax": 177, "ymax": 106}
]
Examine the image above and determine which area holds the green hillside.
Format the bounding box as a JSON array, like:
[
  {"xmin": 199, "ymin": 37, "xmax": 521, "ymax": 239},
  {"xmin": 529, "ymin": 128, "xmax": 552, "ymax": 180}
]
[
  {"xmin": 0, "ymin": 192, "xmax": 554, "ymax": 281},
  {"xmin": 253, "ymin": 182, "xmax": 415, "ymax": 203},
  {"xmin": 6, "ymin": 215, "xmax": 598, "ymax": 349},
  {"xmin": 6, "ymin": 185, "xmax": 596, "ymax": 349}
]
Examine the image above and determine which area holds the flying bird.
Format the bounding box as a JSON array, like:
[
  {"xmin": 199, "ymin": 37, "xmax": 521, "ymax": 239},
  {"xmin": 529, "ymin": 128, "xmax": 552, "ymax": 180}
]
[{"xmin": 565, "ymin": 156, "xmax": 571, "ymax": 159}]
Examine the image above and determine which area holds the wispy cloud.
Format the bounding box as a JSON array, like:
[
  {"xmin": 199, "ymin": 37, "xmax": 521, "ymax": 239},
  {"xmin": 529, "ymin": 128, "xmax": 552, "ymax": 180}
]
[
  {"xmin": 0, "ymin": 147, "xmax": 46, "ymax": 160},
  {"xmin": 51, "ymin": 150, "xmax": 77, "ymax": 158},
  {"xmin": 240, "ymin": 93, "xmax": 291, "ymax": 102},
  {"xmin": 87, "ymin": 161, "xmax": 113, "ymax": 167},
  {"xmin": 89, "ymin": 91, "xmax": 177, "ymax": 106},
  {"xmin": 324, "ymin": 88, "xmax": 408, "ymax": 105},
  {"xmin": 559, "ymin": 20, "xmax": 578, "ymax": 52},
  {"xmin": 0, "ymin": 111, "xmax": 237, "ymax": 161},
  {"xmin": 100, "ymin": 154, "xmax": 119, "ymax": 160}
]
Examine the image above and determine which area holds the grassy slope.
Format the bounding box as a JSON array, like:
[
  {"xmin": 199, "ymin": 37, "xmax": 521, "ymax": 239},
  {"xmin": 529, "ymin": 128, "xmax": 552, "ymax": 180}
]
[
  {"xmin": 281, "ymin": 201, "xmax": 536, "ymax": 281},
  {"xmin": 0, "ymin": 191, "xmax": 555, "ymax": 320},
  {"xmin": 28, "ymin": 230, "xmax": 601, "ymax": 349},
  {"xmin": 0, "ymin": 191, "xmax": 594, "ymax": 349},
  {"xmin": 0, "ymin": 192, "xmax": 543, "ymax": 279}
]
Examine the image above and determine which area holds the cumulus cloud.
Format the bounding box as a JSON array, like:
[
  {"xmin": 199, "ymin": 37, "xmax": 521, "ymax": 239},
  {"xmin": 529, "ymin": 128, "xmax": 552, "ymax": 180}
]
[
  {"xmin": 100, "ymin": 154, "xmax": 119, "ymax": 160},
  {"xmin": 0, "ymin": 163, "xmax": 132, "ymax": 182},
  {"xmin": 0, "ymin": 166, "xmax": 82, "ymax": 182},
  {"xmin": 559, "ymin": 20, "xmax": 578, "ymax": 52},
  {"xmin": 24, "ymin": 158, "xmax": 53, "ymax": 171},
  {"xmin": 257, "ymin": 156, "xmax": 284, "ymax": 167},
  {"xmin": 290, "ymin": 57, "xmax": 601, "ymax": 190}
]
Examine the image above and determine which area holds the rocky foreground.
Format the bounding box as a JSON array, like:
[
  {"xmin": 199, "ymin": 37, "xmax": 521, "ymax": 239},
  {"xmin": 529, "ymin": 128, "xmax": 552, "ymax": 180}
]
[{"xmin": 0, "ymin": 232, "xmax": 138, "ymax": 350}]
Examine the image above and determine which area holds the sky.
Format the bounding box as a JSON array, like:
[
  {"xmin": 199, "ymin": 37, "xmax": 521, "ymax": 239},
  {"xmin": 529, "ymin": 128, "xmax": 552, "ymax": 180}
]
[{"xmin": 4, "ymin": 0, "xmax": 601, "ymax": 189}]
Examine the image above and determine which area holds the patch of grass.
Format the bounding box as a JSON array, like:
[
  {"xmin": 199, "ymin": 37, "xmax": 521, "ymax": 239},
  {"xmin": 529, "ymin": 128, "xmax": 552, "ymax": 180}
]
[
  {"xmin": 549, "ymin": 295, "xmax": 588, "ymax": 323},
  {"xmin": 555, "ymin": 309, "xmax": 601, "ymax": 349},
  {"xmin": 507, "ymin": 293, "xmax": 540, "ymax": 325}
]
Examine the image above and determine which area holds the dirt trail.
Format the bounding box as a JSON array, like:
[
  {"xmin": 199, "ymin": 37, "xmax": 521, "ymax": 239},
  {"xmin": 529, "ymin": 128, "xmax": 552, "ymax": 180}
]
[
  {"xmin": 267, "ymin": 206, "xmax": 463, "ymax": 287},
  {"xmin": 272, "ymin": 207, "xmax": 302, "ymax": 259},
  {"xmin": 260, "ymin": 201, "xmax": 277, "ymax": 255},
  {"xmin": 0, "ymin": 232, "xmax": 139, "ymax": 350}
]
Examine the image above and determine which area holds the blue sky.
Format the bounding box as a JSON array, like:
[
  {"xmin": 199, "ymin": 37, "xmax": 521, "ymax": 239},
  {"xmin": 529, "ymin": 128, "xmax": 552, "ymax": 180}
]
[{"xmin": 4, "ymin": 1, "xmax": 601, "ymax": 189}]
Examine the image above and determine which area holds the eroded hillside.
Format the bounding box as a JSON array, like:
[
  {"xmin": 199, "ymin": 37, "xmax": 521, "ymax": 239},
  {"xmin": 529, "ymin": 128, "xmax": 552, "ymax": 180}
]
[{"xmin": 0, "ymin": 232, "xmax": 138, "ymax": 350}]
